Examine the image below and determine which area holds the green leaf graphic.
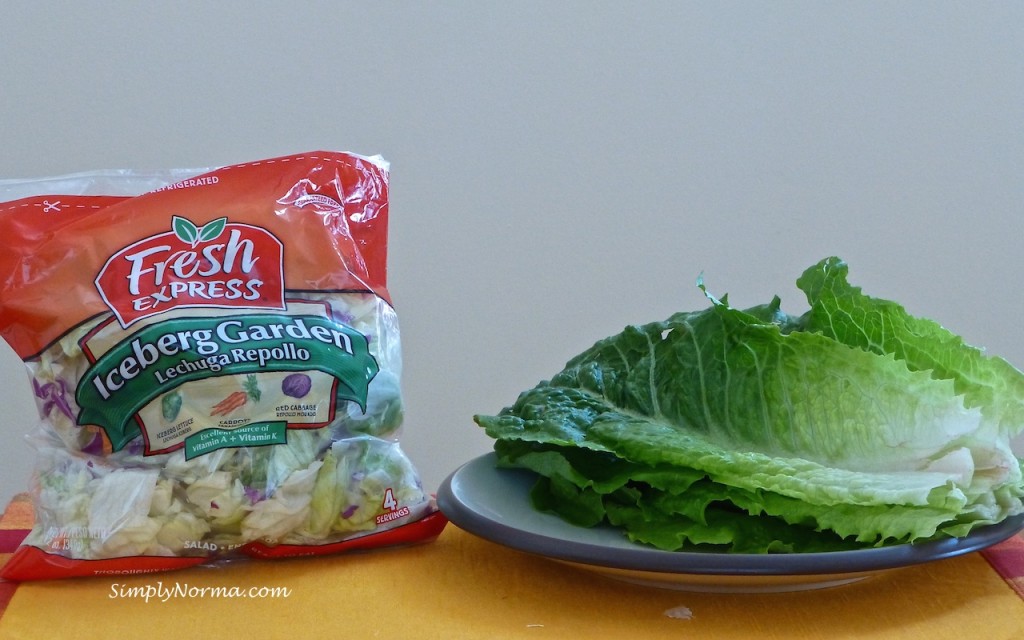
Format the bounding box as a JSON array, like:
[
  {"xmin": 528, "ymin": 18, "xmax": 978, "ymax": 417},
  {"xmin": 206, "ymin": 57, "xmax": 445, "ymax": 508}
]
[
  {"xmin": 198, "ymin": 217, "xmax": 228, "ymax": 242},
  {"xmin": 172, "ymin": 216, "xmax": 199, "ymax": 246}
]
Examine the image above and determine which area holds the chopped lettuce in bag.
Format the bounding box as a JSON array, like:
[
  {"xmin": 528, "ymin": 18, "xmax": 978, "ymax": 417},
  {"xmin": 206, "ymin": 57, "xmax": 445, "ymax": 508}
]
[{"xmin": 0, "ymin": 151, "xmax": 446, "ymax": 580}]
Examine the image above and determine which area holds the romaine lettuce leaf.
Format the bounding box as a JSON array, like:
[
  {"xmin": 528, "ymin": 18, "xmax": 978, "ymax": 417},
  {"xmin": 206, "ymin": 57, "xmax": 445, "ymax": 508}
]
[{"xmin": 475, "ymin": 258, "xmax": 1024, "ymax": 551}]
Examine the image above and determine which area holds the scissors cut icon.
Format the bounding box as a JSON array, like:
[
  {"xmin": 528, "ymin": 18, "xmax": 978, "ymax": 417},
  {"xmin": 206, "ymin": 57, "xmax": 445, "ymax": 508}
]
[{"xmin": 42, "ymin": 200, "xmax": 63, "ymax": 213}]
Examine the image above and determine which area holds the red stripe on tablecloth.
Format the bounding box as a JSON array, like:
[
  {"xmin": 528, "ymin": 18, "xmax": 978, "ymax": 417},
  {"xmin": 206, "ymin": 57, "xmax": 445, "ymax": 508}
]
[
  {"xmin": 0, "ymin": 494, "xmax": 33, "ymax": 622},
  {"xmin": 981, "ymin": 533, "xmax": 1024, "ymax": 599},
  {"xmin": 0, "ymin": 530, "xmax": 28, "ymax": 553}
]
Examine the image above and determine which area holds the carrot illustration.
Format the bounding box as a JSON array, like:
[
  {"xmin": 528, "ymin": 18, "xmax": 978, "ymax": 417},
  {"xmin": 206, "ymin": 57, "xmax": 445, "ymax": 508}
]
[
  {"xmin": 210, "ymin": 376, "xmax": 262, "ymax": 417},
  {"xmin": 210, "ymin": 391, "xmax": 248, "ymax": 416}
]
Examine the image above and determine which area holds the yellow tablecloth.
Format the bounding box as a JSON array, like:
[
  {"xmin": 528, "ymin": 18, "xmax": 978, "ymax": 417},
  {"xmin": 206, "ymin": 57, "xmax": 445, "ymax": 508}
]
[{"xmin": 2, "ymin": 492, "xmax": 1023, "ymax": 640}]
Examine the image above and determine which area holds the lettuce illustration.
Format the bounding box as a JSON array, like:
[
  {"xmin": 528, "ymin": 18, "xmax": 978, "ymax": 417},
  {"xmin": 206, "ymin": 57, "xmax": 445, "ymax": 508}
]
[{"xmin": 475, "ymin": 258, "xmax": 1024, "ymax": 552}]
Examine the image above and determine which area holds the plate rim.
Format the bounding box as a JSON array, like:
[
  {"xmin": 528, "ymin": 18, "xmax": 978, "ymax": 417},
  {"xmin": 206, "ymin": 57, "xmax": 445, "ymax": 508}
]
[{"xmin": 437, "ymin": 452, "xmax": 1024, "ymax": 577}]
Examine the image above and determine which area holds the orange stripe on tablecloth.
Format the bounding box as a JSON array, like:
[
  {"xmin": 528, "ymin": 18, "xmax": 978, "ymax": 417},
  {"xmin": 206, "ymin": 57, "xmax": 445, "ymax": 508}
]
[
  {"xmin": 0, "ymin": 493, "xmax": 32, "ymax": 556},
  {"xmin": 1008, "ymin": 577, "xmax": 1024, "ymax": 600},
  {"xmin": 981, "ymin": 533, "xmax": 1024, "ymax": 599},
  {"xmin": 0, "ymin": 553, "xmax": 15, "ymax": 619},
  {"xmin": 0, "ymin": 494, "xmax": 34, "ymax": 534}
]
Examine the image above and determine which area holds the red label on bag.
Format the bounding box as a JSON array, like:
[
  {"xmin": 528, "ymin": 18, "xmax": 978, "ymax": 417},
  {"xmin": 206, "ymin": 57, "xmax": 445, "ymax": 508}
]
[{"xmin": 95, "ymin": 216, "xmax": 285, "ymax": 328}]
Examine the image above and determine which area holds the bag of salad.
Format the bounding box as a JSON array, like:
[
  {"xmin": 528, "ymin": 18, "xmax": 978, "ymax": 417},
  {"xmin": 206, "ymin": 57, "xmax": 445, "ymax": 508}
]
[{"xmin": 0, "ymin": 151, "xmax": 446, "ymax": 580}]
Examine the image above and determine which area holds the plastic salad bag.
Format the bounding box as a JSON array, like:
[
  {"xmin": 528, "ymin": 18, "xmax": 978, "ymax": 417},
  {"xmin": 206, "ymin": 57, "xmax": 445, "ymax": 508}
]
[{"xmin": 0, "ymin": 151, "xmax": 446, "ymax": 580}]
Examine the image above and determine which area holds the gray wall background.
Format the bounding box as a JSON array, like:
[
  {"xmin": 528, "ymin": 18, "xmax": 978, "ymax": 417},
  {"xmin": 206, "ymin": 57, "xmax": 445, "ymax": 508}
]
[{"xmin": 1, "ymin": 2, "xmax": 1022, "ymax": 508}]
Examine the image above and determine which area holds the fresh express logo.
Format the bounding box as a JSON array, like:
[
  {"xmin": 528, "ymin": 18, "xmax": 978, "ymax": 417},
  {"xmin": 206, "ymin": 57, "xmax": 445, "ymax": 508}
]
[{"xmin": 96, "ymin": 216, "xmax": 285, "ymax": 328}]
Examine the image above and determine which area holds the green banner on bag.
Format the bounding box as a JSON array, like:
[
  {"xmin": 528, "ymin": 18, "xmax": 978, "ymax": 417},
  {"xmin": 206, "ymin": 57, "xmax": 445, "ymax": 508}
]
[{"xmin": 75, "ymin": 314, "xmax": 379, "ymax": 451}]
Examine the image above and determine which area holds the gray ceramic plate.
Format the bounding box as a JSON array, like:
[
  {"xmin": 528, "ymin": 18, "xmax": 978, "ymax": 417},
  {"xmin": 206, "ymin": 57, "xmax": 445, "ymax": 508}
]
[{"xmin": 437, "ymin": 453, "xmax": 1024, "ymax": 593}]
